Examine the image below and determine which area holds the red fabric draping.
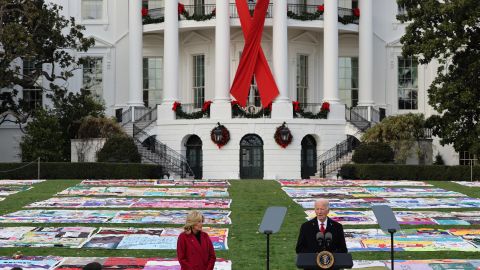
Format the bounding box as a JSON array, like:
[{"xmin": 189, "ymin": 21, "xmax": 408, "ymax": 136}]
[{"xmin": 230, "ymin": 0, "xmax": 279, "ymax": 108}]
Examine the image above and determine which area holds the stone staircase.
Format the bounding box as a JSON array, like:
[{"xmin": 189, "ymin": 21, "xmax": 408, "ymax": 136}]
[{"xmin": 120, "ymin": 107, "xmax": 194, "ymax": 179}]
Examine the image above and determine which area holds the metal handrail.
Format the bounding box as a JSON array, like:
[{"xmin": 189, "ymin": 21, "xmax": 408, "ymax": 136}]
[
  {"xmin": 120, "ymin": 107, "xmax": 132, "ymax": 126},
  {"xmin": 178, "ymin": 103, "xmax": 204, "ymax": 114},
  {"xmin": 134, "ymin": 124, "xmax": 194, "ymax": 177},
  {"xmin": 287, "ymin": 4, "xmax": 324, "ymax": 16},
  {"xmin": 294, "ymin": 102, "xmax": 321, "ymax": 116},
  {"xmin": 232, "ymin": 105, "xmax": 271, "ymax": 119},
  {"xmin": 181, "ymin": 4, "xmax": 216, "ymax": 19},
  {"xmin": 230, "ymin": 3, "xmax": 273, "ymax": 18},
  {"xmin": 317, "ymin": 131, "xmax": 362, "ymax": 178},
  {"xmin": 144, "ymin": 4, "xmax": 358, "ymax": 24},
  {"xmin": 371, "ymin": 107, "xmax": 380, "ymax": 124},
  {"xmin": 135, "ymin": 107, "xmax": 157, "ymax": 122},
  {"xmin": 147, "ymin": 7, "xmax": 164, "ymax": 19},
  {"xmin": 346, "ymin": 105, "xmax": 375, "ymax": 132}
]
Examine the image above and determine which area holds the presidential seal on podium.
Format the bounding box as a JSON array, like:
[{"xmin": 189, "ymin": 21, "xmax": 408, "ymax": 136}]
[{"xmin": 316, "ymin": 250, "xmax": 335, "ymax": 269}]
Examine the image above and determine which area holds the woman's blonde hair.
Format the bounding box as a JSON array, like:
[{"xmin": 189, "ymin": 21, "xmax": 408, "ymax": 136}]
[{"xmin": 184, "ymin": 210, "xmax": 204, "ymax": 233}]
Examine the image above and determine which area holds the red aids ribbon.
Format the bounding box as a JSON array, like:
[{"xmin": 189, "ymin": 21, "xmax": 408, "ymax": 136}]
[{"xmin": 230, "ymin": 0, "xmax": 279, "ymax": 108}]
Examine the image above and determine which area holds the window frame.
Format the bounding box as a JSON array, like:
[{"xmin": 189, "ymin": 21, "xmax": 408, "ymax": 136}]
[
  {"xmin": 80, "ymin": 0, "xmax": 108, "ymax": 24},
  {"xmin": 296, "ymin": 54, "xmax": 309, "ymax": 104},
  {"xmin": 397, "ymin": 56, "xmax": 418, "ymax": 110},
  {"xmin": 459, "ymin": 151, "xmax": 477, "ymax": 166},
  {"xmin": 192, "ymin": 54, "xmax": 205, "ymax": 109},
  {"xmin": 81, "ymin": 56, "xmax": 104, "ymax": 99},
  {"xmin": 143, "ymin": 57, "xmax": 164, "ymax": 108},
  {"xmin": 338, "ymin": 56, "xmax": 359, "ymax": 108},
  {"xmin": 21, "ymin": 58, "xmax": 43, "ymax": 111}
]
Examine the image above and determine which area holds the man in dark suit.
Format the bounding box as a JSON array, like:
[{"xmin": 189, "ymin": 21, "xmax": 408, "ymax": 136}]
[{"xmin": 296, "ymin": 198, "xmax": 348, "ymax": 254}]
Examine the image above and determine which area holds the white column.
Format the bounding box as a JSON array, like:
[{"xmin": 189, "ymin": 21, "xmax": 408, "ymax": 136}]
[
  {"xmin": 158, "ymin": 0, "xmax": 179, "ymax": 120},
  {"xmin": 211, "ymin": 0, "xmax": 232, "ymax": 119},
  {"xmin": 163, "ymin": 0, "xmax": 179, "ymax": 103},
  {"xmin": 322, "ymin": 0, "xmax": 345, "ymax": 120},
  {"xmin": 127, "ymin": 0, "xmax": 144, "ymax": 107},
  {"xmin": 323, "ymin": 0, "xmax": 339, "ymax": 103},
  {"xmin": 358, "ymin": 0, "xmax": 374, "ymax": 107},
  {"xmin": 272, "ymin": 0, "xmax": 292, "ymax": 119}
]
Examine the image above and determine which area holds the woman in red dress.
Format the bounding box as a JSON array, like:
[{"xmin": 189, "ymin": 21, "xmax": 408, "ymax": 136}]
[{"xmin": 177, "ymin": 210, "xmax": 216, "ymax": 270}]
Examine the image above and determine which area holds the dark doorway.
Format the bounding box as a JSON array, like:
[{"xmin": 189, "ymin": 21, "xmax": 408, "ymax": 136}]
[
  {"xmin": 186, "ymin": 135, "xmax": 202, "ymax": 179},
  {"xmin": 301, "ymin": 135, "xmax": 317, "ymax": 179},
  {"xmin": 240, "ymin": 134, "xmax": 264, "ymax": 179}
]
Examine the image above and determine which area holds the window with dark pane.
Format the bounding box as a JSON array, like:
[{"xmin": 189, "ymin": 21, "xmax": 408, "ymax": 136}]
[
  {"xmin": 398, "ymin": 56, "xmax": 418, "ymax": 110},
  {"xmin": 193, "ymin": 55, "xmax": 205, "ymax": 109}
]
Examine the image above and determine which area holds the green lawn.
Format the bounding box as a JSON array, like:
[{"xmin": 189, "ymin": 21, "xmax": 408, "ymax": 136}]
[{"xmin": 0, "ymin": 179, "xmax": 479, "ymax": 269}]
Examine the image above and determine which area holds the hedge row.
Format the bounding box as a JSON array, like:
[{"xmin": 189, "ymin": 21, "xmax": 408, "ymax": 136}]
[
  {"xmin": 0, "ymin": 162, "xmax": 165, "ymax": 179},
  {"xmin": 340, "ymin": 164, "xmax": 480, "ymax": 181}
]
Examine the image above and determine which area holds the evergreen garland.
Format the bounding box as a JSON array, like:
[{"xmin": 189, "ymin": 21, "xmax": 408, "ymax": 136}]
[
  {"xmin": 231, "ymin": 103, "xmax": 271, "ymax": 118},
  {"xmin": 172, "ymin": 101, "xmax": 211, "ymax": 119},
  {"xmin": 287, "ymin": 6, "xmax": 360, "ymax": 24},
  {"xmin": 293, "ymin": 101, "xmax": 330, "ymax": 119},
  {"xmin": 180, "ymin": 10, "xmax": 216, "ymax": 21},
  {"xmin": 337, "ymin": 15, "xmax": 358, "ymax": 25},
  {"xmin": 294, "ymin": 110, "xmax": 329, "ymax": 119},
  {"xmin": 142, "ymin": 15, "xmax": 164, "ymax": 25},
  {"xmin": 287, "ymin": 10, "xmax": 323, "ymax": 21}
]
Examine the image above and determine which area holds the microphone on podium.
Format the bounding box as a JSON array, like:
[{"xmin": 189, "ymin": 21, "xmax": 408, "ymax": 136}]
[
  {"xmin": 325, "ymin": 232, "xmax": 332, "ymax": 250},
  {"xmin": 316, "ymin": 231, "xmax": 324, "ymax": 249}
]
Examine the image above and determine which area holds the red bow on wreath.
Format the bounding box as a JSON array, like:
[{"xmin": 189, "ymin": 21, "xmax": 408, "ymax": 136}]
[{"xmin": 172, "ymin": 101, "xmax": 181, "ymax": 111}]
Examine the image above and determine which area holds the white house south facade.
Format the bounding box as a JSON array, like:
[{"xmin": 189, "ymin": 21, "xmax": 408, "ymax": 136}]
[{"xmin": 0, "ymin": 0, "xmax": 467, "ymax": 178}]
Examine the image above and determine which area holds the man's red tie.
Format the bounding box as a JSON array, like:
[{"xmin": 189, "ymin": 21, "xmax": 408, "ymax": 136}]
[{"xmin": 320, "ymin": 223, "xmax": 325, "ymax": 234}]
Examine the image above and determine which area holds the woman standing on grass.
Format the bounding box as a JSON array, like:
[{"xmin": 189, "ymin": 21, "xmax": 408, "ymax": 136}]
[{"xmin": 177, "ymin": 210, "xmax": 216, "ymax": 270}]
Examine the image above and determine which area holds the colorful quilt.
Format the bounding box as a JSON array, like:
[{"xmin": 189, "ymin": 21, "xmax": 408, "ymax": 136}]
[
  {"xmin": 0, "ymin": 186, "xmax": 32, "ymax": 196},
  {"xmin": 26, "ymin": 197, "xmax": 232, "ymax": 209},
  {"xmin": 0, "ymin": 256, "xmax": 63, "ymax": 270},
  {"xmin": 352, "ymin": 259, "xmax": 480, "ymax": 269},
  {"xmin": 453, "ymin": 181, "xmax": 480, "ymax": 187},
  {"xmin": 282, "ymin": 187, "xmax": 466, "ymax": 198},
  {"xmin": 278, "ymin": 179, "xmax": 432, "ymax": 187},
  {"xmin": 305, "ymin": 210, "xmax": 480, "ymax": 225},
  {"xmin": 55, "ymin": 257, "xmax": 232, "ymax": 270},
  {"xmin": 0, "ymin": 180, "xmax": 45, "ymax": 185},
  {"xmin": 345, "ymin": 229, "xmax": 480, "ymax": 252},
  {"xmin": 110, "ymin": 210, "xmax": 231, "ymax": 225},
  {"xmin": 294, "ymin": 197, "xmax": 480, "ymax": 209},
  {"xmin": 57, "ymin": 186, "xmax": 229, "ymax": 197},
  {"xmin": 0, "ymin": 210, "xmax": 117, "ymax": 224},
  {"xmin": 0, "ymin": 209, "xmax": 231, "ymax": 225},
  {"xmin": 0, "ymin": 227, "xmax": 95, "ymax": 248},
  {"xmin": 79, "ymin": 179, "xmax": 230, "ymax": 187},
  {"xmin": 82, "ymin": 227, "xmax": 229, "ymax": 250}
]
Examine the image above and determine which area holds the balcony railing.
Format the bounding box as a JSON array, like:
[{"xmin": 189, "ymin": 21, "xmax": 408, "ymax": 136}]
[
  {"xmin": 293, "ymin": 103, "xmax": 324, "ymax": 119},
  {"xmin": 232, "ymin": 105, "xmax": 271, "ymax": 119},
  {"xmin": 229, "ymin": 3, "xmax": 273, "ymax": 19},
  {"xmin": 143, "ymin": 4, "xmax": 358, "ymax": 25},
  {"xmin": 143, "ymin": 8, "xmax": 164, "ymax": 24},
  {"xmin": 175, "ymin": 103, "xmax": 210, "ymax": 120}
]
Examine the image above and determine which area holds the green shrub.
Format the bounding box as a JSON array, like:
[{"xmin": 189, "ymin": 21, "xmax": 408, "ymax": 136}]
[
  {"xmin": 97, "ymin": 135, "xmax": 141, "ymax": 163},
  {"xmin": 362, "ymin": 113, "xmax": 427, "ymax": 163},
  {"xmin": 0, "ymin": 162, "xmax": 164, "ymax": 179},
  {"xmin": 340, "ymin": 164, "xmax": 480, "ymax": 181},
  {"xmin": 77, "ymin": 116, "xmax": 125, "ymax": 139},
  {"xmin": 20, "ymin": 109, "xmax": 66, "ymax": 162},
  {"xmin": 352, "ymin": 142, "xmax": 394, "ymax": 164},
  {"xmin": 433, "ymin": 153, "xmax": 445, "ymax": 165}
]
